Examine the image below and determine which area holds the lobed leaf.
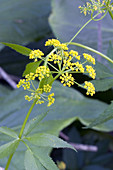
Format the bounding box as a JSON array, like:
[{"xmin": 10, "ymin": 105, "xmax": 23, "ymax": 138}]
[
  {"xmin": 0, "ymin": 126, "xmax": 18, "ymax": 138},
  {"xmin": 88, "ymin": 101, "xmax": 113, "ymax": 128},
  {"xmin": 0, "ymin": 42, "xmax": 31, "ymax": 56}
]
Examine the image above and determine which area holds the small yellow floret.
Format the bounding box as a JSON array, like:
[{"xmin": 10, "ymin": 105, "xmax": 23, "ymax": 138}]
[
  {"xmin": 86, "ymin": 65, "xmax": 96, "ymax": 79},
  {"xmin": 83, "ymin": 53, "xmax": 95, "ymax": 65},
  {"xmin": 45, "ymin": 39, "xmax": 68, "ymax": 50},
  {"xmin": 75, "ymin": 62, "xmax": 84, "ymax": 73},
  {"xmin": 29, "ymin": 49, "xmax": 44, "ymax": 62},
  {"xmin": 47, "ymin": 93, "xmax": 55, "ymax": 107},
  {"xmin": 43, "ymin": 84, "xmax": 52, "ymax": 93},
  {"xmin": 84, "ymin": 81, "xmax": 95, "ymax": 96},
  {"xmin": 60, "ymin": 73, "xmax": 74, "ymax": 87},
  {"xmin": 36, "ymin": 66, "xmax": 50, "ymax": 80}
]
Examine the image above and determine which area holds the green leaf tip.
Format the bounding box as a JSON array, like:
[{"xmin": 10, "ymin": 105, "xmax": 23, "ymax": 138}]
[{"xmin": 0, "ymin": 42, "xmax": 31, "ymax": 56}]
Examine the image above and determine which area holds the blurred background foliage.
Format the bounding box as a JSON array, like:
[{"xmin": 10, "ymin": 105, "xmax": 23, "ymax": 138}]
[{"xmin": 0, "ymin": 0, "xmax": 113, "ymax": 169}]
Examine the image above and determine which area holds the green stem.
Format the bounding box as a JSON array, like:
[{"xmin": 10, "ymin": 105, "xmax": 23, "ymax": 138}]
[
  {"xmin": 44, "ymin": 48, "xmax": 57, "ymax": 67},
  {"xmin": 5, "ymin": 153, "xmax": 14, "ymax": 170},
  {"xmin": 67, "ymin": 13, "xmax": 99, "ymax": 45},
  {"xmin": 19, "ymin": 99, "xmax": 37, "ymax": 138},
  {"xmin": 69, "ymin": 42, "xmax": 113, "ymax": 64}
]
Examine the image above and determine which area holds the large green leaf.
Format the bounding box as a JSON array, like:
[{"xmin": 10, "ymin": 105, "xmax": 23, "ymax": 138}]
[
  {"xmin": 91, "ymin": 45, "xmax": 113, "ymax": 92},
  {"xmin": 0, "ymin": 140, "xmax": 19, "ymax": 159},
  {"xmin": 0, "ymin": 0, "xmax": 51, "ymax": 47},
  {"xmin": 91, "ymin": 78, "xmax": 113, "ymax": 92},
  {"xmin": 0, "ymin": 119, "xmax": 75, "ymax": 169},
  {"xmin": 49, "ymin": 0, "xmax": 113, "ymax": 54},
  {"xmin": 25, "ymin": 133, "xmax": 76, "ymax": 151},
  {"xmin": 0, "ymin": 81, "xmax": 111, "ymax": 132},
  {"xmin": 88, "ymin": 101, "xmax": 113, "ymax": 129}
]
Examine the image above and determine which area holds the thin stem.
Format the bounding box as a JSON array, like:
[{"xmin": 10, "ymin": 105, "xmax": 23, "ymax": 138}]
[
  {"xmin": 67, "ymin": 13, "xmax": 99, "ymax": 45},
  {"xmin": 5, "ymin": 153, "xmax": 14, "ymax": 170},
  {"xmin": 19, "ymin": 99, "xmax": 37, "ymax": 139},
  {"xmin": 91, "ymin": 11, "xmax": 107, "ymax": 21},
  {"xmin": 69, "ymin": 42, "xmax": 113, "ymax": 64},
  {"xmin": 44, "ymin": 48, "xmax": 57, "ymax": 67}
]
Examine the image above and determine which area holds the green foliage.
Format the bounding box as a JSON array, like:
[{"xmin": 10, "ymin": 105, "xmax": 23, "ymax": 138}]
[
  {"xmin": 0, "ymin": 81, "xmax": 110, "ymax": 131},
  {"xmin": 0, "ymin": 140, "xmax": 19, "ymax": 159},
  {"xmin": 0, "ymin": 127, "xmax": 18, "ymax": 138},
  {"xmin": 0, "ymin": 0, "xmax": 51, "ymax": 48},
  {"xmin": 23, "ymin": 61, "xmax": 42, "ymax": 77},
  {"xmin": 30, "ymin": 147, "xmax": 59, "ymax": 170},
  {"xmin": 23, "ymin": 112, "xmax": 48, "ymax": 136},
  {"xmin": 91, "ymin": 43, "xmax": 113, "ymax": 92},
  {"xmin": 25, "ymin": 133, "xmax": 76, "ymax": 151},
  {"xmin": 24, "ymin": 149, "xmax": 46, "ymax": 170},
  {"xmin": 49, "ymin": 0, "xmax": 113, "ymax": 54},
  {"xmin": 39, "ymin": 72, "xmax": 54, "ymax": 88},
  {"xmin": 88, "ymin": 101, "xmax": 113, "ymax": 129},
  {"xmin": 0, "ymin": 42, "xmax": 31, "ymax": 56}
]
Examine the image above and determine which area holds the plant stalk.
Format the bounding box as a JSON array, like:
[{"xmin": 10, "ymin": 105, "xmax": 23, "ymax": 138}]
[
  {"xmin": 67, "ymin": 13, "xmax": 99, "ymax": 45},
  {"xmin": 69, "ymin": 42, "xmax": 113, "ymax": 64},
  {"xmin": 5, "ymin": 153, "xmax": 14, "ymax": 170},
  {"xmin": 19, "ymin": 99, "xmax": 37, "ymax": 138}
]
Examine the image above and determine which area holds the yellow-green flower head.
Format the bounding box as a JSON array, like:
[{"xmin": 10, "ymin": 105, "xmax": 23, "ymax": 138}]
[
  {"xmin": 35, "ymin": 66, "xmax": 50, "ymax": 80},
  {"xmin": 83, "ymin": 53, "xmax": 95, "ymax": 65},
  {"xmin": 48, "ymin": 53, "xmax": 62, "ymax": 64},
  {"xmin": 60, "ymin": 73, "xmax": 74, "ymax": 87},
  {"xmin": 29, "ymin": 49, "xmax": 44, "ymax": 62},
  {"xmin": 25, "ymin": 73, "xmax": 36, "ymax": 81},
  {"xmin": 86, "ymin": 65, "xmax": 96, "ymax": 79},
  {"xmin": 17, "ymin": 79, "xmax": 30, "ymax": 90},
  {"xmin": 47, "ymin": 93, "xmax": 55, "ymax": 107},
  {"xmin": 84, "ymin": 81, "xmax": 95, "ymax": 96},
  {"xmin": 43, "ymin": 84, "xmax": 52, "ymax": 93},
  {"xmin": 69, "ymin": 50, "xmax": 80, "ymax": 60},
  {"xmin": 45, "ymin": 39, "xmax": 68, "ymax": 50},
  {"xmin": 75, "ymin": 61, "xmax": 84, "ymax": 73}
]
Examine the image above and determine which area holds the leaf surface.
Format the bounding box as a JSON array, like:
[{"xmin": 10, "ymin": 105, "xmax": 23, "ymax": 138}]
[
  {"xmin": 0, "ymin": 126, "xmax": 18, "ymax": 138},
  {"xmin": 26, "ymin": 133, "xmax": 76, "ymax": 151}
]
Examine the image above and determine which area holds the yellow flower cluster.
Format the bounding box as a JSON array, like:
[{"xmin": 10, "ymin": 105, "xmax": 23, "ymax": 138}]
[
  {"xmin": 45, "ymin": 39, "xmax": 68, "ymax": 50},
  {"xmin": 79, "ymin": 0, "xmax": 113, "ymax": 16},
  {"xmin": 48, "ymin": 93, "xmax": 55, "ymax": 107},
  {"xmin": 25, "ymin": 73, "xmax": 36, "ymax": 81},
  {"xmin": 48, "ymin": 53, "xmax": 62, "ymax": 64},
  {"xmin": 84, "ymin": 81, "xmax": 95, "ymax": 96},
  {"xmin": 17, "ymin": 79, "xmax": 30, "ymax": 90},
  {"xmin": 35, "ymin": 66, "xmax": 50, "ymax": 80},
  {"xmin": 75, "ymin": 62, "xmax": 84, "ymax": 73},
  {"xmin": 24, "ymin": 85, "xmax": 55, "ymax": 107},
  {"xmin": 83, "ymin": 53, "xmax": 95, "ymax": 65},
  {"xmin": 60, "ymin": 73, "xmax": 74, "ymax": 87},
  {"xmin": 29, "ymin": 49, "xmax": 44, "ymax": 62},
  {"xmin": 69, "ymin": 50, "xmax": 80, "ymax": 60},
  {"xmin": 86, "ymin": 65, "xmax": 96, "ymax": 79},
  {"xmin": 43, "ymin": 84, "xmax": 52, "ymax": 93}
]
